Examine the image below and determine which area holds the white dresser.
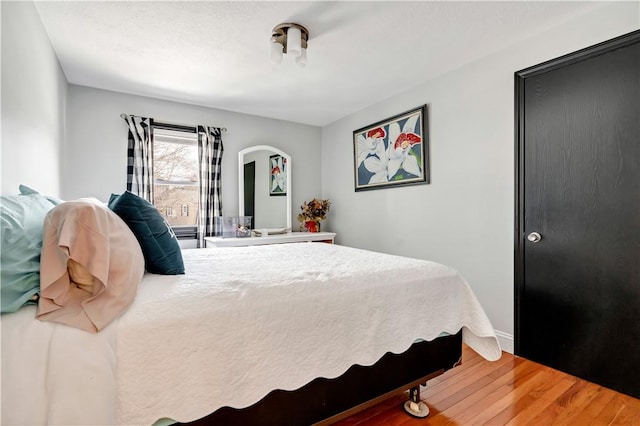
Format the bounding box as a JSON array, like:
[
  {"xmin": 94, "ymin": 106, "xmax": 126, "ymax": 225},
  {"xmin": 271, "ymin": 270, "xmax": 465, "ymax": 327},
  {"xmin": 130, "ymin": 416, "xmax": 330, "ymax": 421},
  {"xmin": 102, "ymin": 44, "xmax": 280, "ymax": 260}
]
[{"xmin": 204, "ymin": 231, "xmax": 336, "ymax": 248}]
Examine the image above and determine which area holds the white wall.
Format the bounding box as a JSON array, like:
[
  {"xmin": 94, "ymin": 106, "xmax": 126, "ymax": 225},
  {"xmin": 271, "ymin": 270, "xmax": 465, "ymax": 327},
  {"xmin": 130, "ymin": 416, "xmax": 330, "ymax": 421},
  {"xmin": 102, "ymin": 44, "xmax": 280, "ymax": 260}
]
[
  {"xmin": 321, "ymin": 2, "xmax": 639, "ymax": 353},
  {"xmin": 64, "ymin": 85, "xmax": 321, "ymax": 222},
  {"xmin": 1, "ymin": 1, "xmax": 67, "ymax": 196}
]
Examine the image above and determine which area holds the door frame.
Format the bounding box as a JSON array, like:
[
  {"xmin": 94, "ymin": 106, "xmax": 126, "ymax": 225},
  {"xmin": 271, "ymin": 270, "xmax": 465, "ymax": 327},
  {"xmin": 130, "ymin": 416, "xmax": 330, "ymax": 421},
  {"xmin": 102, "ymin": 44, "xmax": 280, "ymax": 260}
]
[
  {"xmin": 513, "ymin": 30, "xmax": 640, "ymax": 356},
  {"xmin": 243, "ymin": 161, "xmax": 256, "ymax": 229}
]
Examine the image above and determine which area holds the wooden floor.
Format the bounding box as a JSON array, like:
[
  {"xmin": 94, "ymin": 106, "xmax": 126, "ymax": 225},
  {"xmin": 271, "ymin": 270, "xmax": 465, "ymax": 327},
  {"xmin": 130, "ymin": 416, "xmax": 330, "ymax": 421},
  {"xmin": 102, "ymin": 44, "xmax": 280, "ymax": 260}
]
[{"xmin": 334, "ymin": 345, "xmax": 640, "ymax": 425}]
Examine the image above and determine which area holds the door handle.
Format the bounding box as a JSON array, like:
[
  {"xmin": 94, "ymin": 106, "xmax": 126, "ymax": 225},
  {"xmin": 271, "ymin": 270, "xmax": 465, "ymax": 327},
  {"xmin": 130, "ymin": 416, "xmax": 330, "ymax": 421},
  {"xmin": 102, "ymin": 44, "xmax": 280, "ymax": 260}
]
[{"xmin": 527, "ymin": 232, "xmax": 542, "ymax": 243}]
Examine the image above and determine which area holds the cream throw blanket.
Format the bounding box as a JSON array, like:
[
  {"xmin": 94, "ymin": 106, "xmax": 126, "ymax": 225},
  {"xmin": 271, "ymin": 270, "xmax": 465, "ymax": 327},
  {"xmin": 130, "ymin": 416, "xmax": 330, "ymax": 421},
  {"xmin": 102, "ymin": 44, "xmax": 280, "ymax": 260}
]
[{"xmin": 37, "ymin": 199, "xmax": 144, "ymax": 332}]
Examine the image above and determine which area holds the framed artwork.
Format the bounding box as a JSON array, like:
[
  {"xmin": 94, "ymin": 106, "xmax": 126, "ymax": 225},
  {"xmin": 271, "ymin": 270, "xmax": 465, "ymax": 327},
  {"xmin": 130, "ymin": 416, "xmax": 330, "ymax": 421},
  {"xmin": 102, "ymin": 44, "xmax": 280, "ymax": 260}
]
[
  {"xmin": 353, "ymin": 105, "xmax": 429, "ymax": 191},
  {"xmin": 269, "ymin": 154, "xmax": 287, "ymax": 196}
]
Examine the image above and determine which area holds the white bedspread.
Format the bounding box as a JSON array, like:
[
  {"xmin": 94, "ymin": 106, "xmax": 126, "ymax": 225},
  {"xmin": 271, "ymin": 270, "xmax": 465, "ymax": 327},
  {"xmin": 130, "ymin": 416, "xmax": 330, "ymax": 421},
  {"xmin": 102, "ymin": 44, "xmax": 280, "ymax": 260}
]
[
  {"xmin": 117, "ymin": 243, "xmax": 500, "ymax": 425},
  {"xmin": 1, "ymin": 304, "xmax": 118, "ymax": 425},
  {"xmin": 1, "ymin": 243, "xmax": 501, "ymax": 426}
]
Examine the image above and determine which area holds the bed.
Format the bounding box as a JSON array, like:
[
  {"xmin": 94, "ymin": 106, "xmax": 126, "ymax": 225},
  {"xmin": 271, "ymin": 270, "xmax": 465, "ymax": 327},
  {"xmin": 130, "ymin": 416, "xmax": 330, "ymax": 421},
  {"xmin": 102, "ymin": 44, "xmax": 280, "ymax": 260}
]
[{"xmin": 1, "ymin": 193, "xmax": 501, "ymax": 425}]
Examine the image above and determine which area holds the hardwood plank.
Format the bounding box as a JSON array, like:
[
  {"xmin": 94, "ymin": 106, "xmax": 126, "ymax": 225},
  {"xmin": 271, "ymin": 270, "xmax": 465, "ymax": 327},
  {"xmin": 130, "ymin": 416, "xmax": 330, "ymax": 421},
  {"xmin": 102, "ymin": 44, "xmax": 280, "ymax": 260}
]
[
  {"xmin": 332, "ymin": 345, "xmax": 640, "ymax": 426},
  {"xmin": 429, "ymin": 361, "xmax": 539, "ymax": 423},
  {"xmin": 609, "ymin": 400, "xmax": 640, "ymax": 425},
  {"xmin": 420, "ymin": 352, "xmax": 520, "ymax": 406},
  {"xmin": 500, "ymin": 376, "xmax": 577, "ymax": 425},
  {"xmin": 569, "ymin": 386, "xmax": 617, "ymax": 424},
  {"xmin": 468, "ymin": 369, "xmax": 557, "ymax": 425},
  {"xmin": 596, "ymin": 394, "xmax": 640, "ymax": 425},
  {"xmin": 549, "ymin": 379, "xmax": 604, "ymax": 425}
]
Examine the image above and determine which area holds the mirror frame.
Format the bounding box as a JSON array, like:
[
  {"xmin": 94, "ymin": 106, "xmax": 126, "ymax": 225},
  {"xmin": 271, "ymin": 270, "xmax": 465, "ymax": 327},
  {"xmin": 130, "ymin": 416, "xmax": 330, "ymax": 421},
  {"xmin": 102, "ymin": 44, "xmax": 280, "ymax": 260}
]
[{"xmin": 238, "ymin": 145, "xmax": 292, "ymax": 230}]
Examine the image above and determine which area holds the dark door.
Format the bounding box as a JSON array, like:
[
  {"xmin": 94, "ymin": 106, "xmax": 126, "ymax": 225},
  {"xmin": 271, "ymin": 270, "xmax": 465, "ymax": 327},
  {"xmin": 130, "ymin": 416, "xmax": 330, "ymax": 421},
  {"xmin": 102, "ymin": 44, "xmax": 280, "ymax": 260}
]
[
  {"xmin": 244, "ymin": 161, "xmax": 256, "ymax": 229},
  {"xmin": 515, "ymin": 31, "xmax": 640, "ymax": 398}
]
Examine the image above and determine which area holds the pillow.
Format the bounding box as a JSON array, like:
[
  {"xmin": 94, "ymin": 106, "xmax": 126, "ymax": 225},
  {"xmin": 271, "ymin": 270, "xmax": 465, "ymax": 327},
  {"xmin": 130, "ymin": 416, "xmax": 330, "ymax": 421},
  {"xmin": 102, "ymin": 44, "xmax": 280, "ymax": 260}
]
[
  {"xmin": 18, "ymin": 184, "xmax": 64, "ymax": 206},
  {"xmin": 37, "ymin": 199, "xmax": 145, "ymax": 332},
  {"xmin": 108, "ymin": 191, "xmax": 185, "ymax": 275},
  {"xmin": 1, "ymin": 192, "xmax": 55, "ymax": 313}
]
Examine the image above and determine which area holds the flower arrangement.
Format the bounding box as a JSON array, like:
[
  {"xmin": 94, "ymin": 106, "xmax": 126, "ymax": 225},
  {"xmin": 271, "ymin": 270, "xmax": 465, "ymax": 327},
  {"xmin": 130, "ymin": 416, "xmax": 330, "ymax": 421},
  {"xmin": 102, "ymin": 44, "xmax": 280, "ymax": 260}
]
[{"xmin": 297, "ymin": 198, "xmax": 331, "ymax": 232}]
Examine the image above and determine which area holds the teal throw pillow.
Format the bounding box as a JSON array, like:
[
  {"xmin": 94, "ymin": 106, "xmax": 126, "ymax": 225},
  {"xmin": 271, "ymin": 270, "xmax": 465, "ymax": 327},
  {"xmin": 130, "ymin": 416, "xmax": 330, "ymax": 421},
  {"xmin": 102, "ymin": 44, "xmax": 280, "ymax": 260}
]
[
  {"xmin": 1, "ymin": 193, "xmax": 55, "ymax": 313},
  {"xmin": 108, "ymin": 191, "xmax": 185, "ymax": 275}
]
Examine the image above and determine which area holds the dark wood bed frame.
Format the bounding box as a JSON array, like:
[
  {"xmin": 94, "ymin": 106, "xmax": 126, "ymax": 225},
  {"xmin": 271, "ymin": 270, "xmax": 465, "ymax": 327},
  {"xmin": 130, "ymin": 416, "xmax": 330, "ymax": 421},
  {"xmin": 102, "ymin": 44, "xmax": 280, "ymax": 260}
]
[{"xmin": 181, "ymin": 331, "xmax": 463, "ymax": 426}]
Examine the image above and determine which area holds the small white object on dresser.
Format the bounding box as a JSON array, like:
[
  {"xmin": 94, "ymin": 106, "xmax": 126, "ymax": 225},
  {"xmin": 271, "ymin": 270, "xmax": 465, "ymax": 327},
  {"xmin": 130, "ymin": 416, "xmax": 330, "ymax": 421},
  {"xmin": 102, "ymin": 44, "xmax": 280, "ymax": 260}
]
[{"xmin": 204, "ymin": 231, "xmax": 336, "ymax": 248}]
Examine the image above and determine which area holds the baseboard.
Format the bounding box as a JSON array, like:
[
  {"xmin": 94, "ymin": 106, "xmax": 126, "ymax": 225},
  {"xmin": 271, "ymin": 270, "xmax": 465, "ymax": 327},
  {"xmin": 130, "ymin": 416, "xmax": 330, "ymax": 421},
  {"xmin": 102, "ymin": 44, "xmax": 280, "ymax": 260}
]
[{"xmin": 494, "ymin": 330, "xmax": 514, "ymax": 354}]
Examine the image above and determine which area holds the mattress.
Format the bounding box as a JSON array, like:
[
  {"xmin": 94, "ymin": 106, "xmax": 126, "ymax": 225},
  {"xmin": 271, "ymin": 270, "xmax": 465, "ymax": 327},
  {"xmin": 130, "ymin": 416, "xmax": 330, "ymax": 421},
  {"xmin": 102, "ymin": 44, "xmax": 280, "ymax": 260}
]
[{"xmin": 1, "ymin": 243, "xmax": 501, "ymax": 425}]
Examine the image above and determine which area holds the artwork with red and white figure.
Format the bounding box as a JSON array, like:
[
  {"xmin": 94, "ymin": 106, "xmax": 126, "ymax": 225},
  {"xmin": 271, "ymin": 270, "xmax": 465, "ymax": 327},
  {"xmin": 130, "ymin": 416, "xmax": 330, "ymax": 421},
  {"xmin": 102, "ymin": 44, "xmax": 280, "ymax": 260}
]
[
  {"xmin": 269, "ymin": 154, "xmax": 287, "ymax": 196},
  {"xmin": 353, "ymin": 105, "xmax": 429, "ymax": 191}
]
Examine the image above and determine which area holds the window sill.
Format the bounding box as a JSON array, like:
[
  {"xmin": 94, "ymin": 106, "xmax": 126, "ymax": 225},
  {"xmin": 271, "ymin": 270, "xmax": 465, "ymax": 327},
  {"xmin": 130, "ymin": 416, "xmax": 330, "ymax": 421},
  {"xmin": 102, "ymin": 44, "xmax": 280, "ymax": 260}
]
[{"xmin": 173, "ymin": 226, "xmax": 197, "ymax": 240}]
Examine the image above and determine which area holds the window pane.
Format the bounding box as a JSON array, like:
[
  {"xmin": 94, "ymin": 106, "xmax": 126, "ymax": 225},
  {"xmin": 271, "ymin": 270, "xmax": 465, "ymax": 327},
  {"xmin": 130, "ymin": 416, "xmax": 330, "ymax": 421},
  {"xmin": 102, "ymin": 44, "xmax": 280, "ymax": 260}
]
[
  {"xmin": 154, "ymin": 140, "xmax": 198, "ymax": 184},
  {"xmin": 154, "ymin": 183, "xmax": 199, "ymax": 226},
  {"xmin": 153, "ymin": 133, "xmax": 199, "ymax": 227}
]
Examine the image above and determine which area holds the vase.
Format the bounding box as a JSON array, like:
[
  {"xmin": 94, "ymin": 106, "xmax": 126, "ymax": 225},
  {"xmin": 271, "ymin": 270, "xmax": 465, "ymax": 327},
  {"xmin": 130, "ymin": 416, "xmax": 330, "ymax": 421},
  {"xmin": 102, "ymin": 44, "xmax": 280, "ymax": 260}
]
[{"xmin": 304, "ymin": 220, "xmax": 320, "ymax": 233}]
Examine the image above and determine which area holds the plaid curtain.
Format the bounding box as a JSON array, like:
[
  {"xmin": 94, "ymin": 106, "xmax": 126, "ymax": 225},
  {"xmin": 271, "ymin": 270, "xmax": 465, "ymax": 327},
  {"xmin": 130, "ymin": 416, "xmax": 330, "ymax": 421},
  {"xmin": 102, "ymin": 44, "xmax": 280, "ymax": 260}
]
[
  {"xmin": 196, "ymin": 126, "xmax": 224, "ymax": 247},
  {"xmin": 123, "ymin": 115, "xmax": 153, "ymax": 202}
]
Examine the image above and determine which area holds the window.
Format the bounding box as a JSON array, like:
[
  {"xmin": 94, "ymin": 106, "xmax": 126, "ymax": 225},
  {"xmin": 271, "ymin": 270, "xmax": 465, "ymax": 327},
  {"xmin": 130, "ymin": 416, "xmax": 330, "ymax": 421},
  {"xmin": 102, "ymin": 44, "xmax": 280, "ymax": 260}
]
[{"xmin": 153, "ymin": 128, "xmax": 199, "ymax": 230}]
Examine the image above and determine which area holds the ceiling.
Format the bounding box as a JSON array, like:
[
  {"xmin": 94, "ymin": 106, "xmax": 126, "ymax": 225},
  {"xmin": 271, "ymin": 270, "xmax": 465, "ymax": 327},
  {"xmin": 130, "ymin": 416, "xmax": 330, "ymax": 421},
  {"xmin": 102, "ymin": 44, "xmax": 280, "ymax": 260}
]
[{"xmin": 34, "ymin": 1, "xmax": 606, "ymax": 127}]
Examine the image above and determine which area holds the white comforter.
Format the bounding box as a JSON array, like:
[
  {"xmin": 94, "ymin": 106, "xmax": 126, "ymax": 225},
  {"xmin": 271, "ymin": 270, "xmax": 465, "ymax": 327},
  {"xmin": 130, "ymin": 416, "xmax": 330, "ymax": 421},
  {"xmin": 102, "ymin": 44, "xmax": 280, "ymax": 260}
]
[{"xmin": 1, "ymin": 243, "xmax": 501, "ymax": 425}]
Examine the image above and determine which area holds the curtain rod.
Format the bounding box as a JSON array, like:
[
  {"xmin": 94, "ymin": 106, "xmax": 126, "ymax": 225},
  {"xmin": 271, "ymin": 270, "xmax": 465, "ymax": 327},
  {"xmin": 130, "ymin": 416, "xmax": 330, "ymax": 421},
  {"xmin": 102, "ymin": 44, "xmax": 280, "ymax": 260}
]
[{"xmin": 120, "ymin": 113, "xmax": 227, "ymax": 132}]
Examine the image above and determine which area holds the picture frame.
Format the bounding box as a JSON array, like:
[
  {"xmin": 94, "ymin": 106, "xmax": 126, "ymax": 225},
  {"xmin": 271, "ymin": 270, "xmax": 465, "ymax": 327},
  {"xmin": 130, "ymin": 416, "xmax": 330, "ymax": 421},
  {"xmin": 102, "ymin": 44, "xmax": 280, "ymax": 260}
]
[
  {"xmin": 269, "ymin": 154, "xmax": 287, "ymax": 196},
  {"xmin": 353, "ymin": 105, "xmax": 429, "ymax": 191}
]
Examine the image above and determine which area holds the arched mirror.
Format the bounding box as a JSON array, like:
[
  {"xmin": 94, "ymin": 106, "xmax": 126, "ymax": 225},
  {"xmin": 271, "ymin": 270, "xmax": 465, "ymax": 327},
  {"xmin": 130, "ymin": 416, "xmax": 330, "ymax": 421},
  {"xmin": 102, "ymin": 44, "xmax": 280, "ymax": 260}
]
[{"xmin": 238, "ymin": 145, "xmax": 292, "ymax": 231}]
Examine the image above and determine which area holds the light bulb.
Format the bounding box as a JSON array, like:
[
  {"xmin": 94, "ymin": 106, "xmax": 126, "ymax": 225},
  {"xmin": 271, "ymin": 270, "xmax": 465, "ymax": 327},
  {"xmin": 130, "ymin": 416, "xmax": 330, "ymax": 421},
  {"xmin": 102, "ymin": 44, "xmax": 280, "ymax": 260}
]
[
  {"xmin": 296, "ymin": 47, "xmax": 307, "ymax": 67},
  {"xmin": 287, "ymin": 26, "xmax": 302, "ymax": 57},
  {"xmin": 270, "ymin": 42, "xmax": 283, "ymax": 64}
]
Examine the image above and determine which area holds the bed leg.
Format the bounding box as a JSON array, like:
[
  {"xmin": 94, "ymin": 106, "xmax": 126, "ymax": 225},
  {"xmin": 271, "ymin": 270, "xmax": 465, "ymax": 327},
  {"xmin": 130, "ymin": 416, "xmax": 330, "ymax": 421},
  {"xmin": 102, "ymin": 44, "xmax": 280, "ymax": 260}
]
[{"xmin": 403, "ymin": 385, "xmax": 430, "ymax": 418}]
